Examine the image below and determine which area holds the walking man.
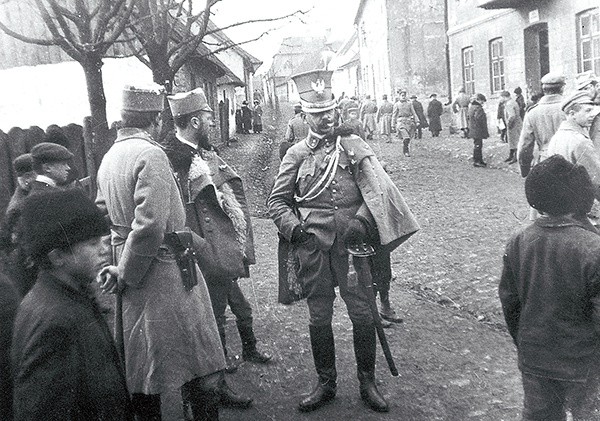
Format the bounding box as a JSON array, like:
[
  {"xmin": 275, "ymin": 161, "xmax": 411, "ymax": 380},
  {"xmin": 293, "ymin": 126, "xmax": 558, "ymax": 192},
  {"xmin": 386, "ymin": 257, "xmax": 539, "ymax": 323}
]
[
  {"xmin": 411, "ymin": 95, "xmax": 428, "ymax": 139},
  {"xmin": 427, "ymin": 93, "xmax": 443, "ymax": 137},
  {"xmin": 376, "ymin": 94, "xmax": 393, "ymax": 141},
  {"xmin": 392, "ymin": 89, "xmax": 419, "ymax": 156},
  {"xmin": 268, "ymin": 69, "xmax": 419, "ymax": 413},
  {"xmin": 360, "ymin": 95, "xmax": 378, "ymax": 140},
  {"xmin": 500, "ymin": 90, "xmax": 523, "ymax": 164},
  {"xmin": 96, "ymin": 84, "xmax": 225, "ymax": 420}
]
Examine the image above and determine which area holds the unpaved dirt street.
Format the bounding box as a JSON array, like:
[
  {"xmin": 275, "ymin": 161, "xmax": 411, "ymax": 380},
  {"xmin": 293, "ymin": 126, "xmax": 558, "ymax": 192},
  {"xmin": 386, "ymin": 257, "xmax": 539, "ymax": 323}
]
[{"xmin": 218, "ymin": 105, "xmax": 528, "ymax": 420}]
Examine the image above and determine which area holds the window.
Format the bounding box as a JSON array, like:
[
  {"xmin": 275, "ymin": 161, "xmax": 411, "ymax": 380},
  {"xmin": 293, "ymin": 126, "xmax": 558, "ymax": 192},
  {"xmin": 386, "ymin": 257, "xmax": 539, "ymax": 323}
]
[
  {"xmin": 489, "ymin": 38, "xmax": 505, "ymax": 93},
  {"xmin": 462, "ymin": 47, "xmax": 475, "ymax": 95},
  {"xmin": 578, "ymin": 8, "xmax": 600, "ymax": 74}
]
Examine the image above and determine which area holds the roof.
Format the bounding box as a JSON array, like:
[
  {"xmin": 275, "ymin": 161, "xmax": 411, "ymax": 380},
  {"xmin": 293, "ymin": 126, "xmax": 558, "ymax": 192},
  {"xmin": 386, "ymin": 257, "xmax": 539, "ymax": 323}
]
[{"xmin": 206, "ymin": 20, "xmax": 263, "ymax": 73}]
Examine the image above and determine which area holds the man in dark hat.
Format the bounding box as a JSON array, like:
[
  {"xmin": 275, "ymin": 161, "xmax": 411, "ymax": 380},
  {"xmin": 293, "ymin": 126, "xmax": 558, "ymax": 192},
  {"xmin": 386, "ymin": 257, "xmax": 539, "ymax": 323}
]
[
  {"xmin": 410, "ymin": 94, "xmax": 428, "ymax": 139},
  {"xmin": 252, "ymin": 99, "xmax": 263, "ymax": 133},
  {"xmin": 427, "ymin": 93, "xmax": 443, "ymax": 137},
  {"xmin": 392, "ymin": 89, "xmax": 419, "ymax": 156},
  {"xmin": 468, "ymin": 93, "xmax": 490, "ymax": 167},
  {"xmin": 268, "ymin": 69, "xmax": 420, "ymax": 413},
  {"xmin": 167, "ymin": 87, "xmax": 270, "ymax": 409},
  {"xmin": 499, "ymin": 154, "xmax": 600, "ymax": 421},
  {"xmin": 30, "ymin": 142, "xmax": 73, "ymax": 191},
  {"xmin": 11, "ymin": 189, "xmax": 131, "ymax": 420},
  {"xmin": 241, "ymin": 100, "xmax": 252, "ymax": 134},
  {"xmin": 96, "ymin": 84, "xmax": 225, "ymax": 420}
]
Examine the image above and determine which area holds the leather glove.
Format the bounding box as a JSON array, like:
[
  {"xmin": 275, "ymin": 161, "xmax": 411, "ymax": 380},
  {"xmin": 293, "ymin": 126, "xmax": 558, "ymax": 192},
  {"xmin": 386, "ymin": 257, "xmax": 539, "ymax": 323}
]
[
  {"xmin": 291, "ymin": 226, "xmax": 313, "ymax": 245},
  {"xmin": 342, "ymin": 218, "xmax": 368, "ymax": 247}
]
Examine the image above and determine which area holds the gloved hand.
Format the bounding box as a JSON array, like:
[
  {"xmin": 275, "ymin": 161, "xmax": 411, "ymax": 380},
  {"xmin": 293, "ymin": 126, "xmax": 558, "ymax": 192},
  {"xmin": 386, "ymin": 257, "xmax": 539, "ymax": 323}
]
[
  {"xmin": 342, "ymin": 218, "xmax": 368, "ymax": 247},
  {"xmin": 291, "ymin": 226, "xmax": 314, "ymax": 245}
]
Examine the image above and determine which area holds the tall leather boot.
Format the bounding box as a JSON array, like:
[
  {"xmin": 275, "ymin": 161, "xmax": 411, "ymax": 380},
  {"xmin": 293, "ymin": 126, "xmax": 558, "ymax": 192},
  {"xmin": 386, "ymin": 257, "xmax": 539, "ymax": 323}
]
[
  {"xmin": 353, "ymin": 323, "xmax": 389, "ymax": 412},
  {"xmin": 507, "ymin": 149, "xmax": 517, "ymax": 164},
  {"xmin": 217, "ymin": 372, "xmax": 253, "ymax": 409},
  {"xmin": 237, "ymin": 322, "xmax": 272, "ymax": 364},
  {"xmin": 403, "ymin": 139, "xmax": 411, "ymax": 157},
  {"xmin": 298, "ymin": 325, "xmax": 337, "ymax": 412},
  {"xmin": 504, "ymin": 148, "xmax": 515, "ymax": 163},
  {"xmin": 379, "ymin": 291, "xmax": 403, "ymax": 323}
]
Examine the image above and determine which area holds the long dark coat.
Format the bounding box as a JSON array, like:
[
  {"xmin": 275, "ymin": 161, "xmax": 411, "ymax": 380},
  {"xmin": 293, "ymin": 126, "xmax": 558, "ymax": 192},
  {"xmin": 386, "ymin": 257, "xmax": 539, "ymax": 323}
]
[
  {"xmin": 0, "ymin": 274, "xmax": 19, "ymax": 420},
  {"xmin": 467, "ymin": 101, "xmax": 489, "ymax": 140},
  {"xmin": 412, "ymin": 100, "xmax": 428, "ymax": 128},
  {"xmin": 11, "ymin": 271, "xmax": 131, "ymax": 420},
  {"xmin": 426, "ymin": 99, "xmax": 443, "ymax": 133}
]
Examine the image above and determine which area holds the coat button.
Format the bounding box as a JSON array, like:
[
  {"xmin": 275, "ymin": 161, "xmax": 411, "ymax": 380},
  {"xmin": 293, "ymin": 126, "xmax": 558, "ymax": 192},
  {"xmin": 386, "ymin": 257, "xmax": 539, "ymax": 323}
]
[
  {"xmin": 334, "ymin": 206, "xmax": 338, "ymax": 210},
  {"xmin": 204, "ymin": 217, "xmax": 211, "ymax": 222},
  {"xmin": 332, "ymin": 189, "xmax": 337, "ymax": 193}
]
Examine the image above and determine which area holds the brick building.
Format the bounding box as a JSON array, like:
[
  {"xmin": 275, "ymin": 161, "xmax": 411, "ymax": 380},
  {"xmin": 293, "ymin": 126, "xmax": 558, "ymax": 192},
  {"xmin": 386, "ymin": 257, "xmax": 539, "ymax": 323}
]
[
  {"xmin": 354, "ymin": 0, "xmax": 448, "ymax": 99},
  {"xmin": 448, "ymin": 0, "xmax": 599, "ymax": 103}
]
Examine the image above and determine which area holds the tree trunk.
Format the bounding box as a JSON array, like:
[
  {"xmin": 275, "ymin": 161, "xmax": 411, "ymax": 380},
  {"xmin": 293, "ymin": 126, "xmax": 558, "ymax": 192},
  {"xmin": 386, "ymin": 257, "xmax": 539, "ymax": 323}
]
[
  {"xmin": 148, "ymin": 52, "xmax": 175, "ymax": 142},
  {"xmin": 81, "ymin": 54, "xmax": 110, "ymax": 167}
]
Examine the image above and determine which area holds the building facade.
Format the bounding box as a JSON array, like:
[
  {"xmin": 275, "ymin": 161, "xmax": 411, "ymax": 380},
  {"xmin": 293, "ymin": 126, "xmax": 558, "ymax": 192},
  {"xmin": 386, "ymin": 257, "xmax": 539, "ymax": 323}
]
[
  {"xmin": 448, "ymin": 0, "xmax": 599, "ymax": 102},
  {"xmin": 354, "ymin": 0, "xmax": 448, "ymax": 99}
]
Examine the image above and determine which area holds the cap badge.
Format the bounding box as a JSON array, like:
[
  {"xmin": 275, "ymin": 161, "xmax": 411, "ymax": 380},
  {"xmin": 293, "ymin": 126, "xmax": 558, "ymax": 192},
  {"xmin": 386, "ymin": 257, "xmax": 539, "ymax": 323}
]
[{"xmin": 311, "ymin": 78, "xmax": 325, "ymax": 96}]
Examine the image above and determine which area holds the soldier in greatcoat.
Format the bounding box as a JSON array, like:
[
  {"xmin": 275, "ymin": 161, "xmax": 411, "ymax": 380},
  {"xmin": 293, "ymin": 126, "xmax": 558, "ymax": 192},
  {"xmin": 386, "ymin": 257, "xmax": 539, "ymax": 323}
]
[
  {"xmin": 268, "ymin": 69, "xmax": 419, "ymax": 414},
  {"xmin": 96, "ymin": 85, "xmax": 225, "ymax": 420},
  {"xmin": 392, "ymin": 89, "xmax": 419, "ymax": 157},
  {"xmin": 500, "ymin": 91, "xmax": 523, "ymax": 164},
  {"xmin": 376, "ymin": 94, "xmax": 394, "ymax": 141}
]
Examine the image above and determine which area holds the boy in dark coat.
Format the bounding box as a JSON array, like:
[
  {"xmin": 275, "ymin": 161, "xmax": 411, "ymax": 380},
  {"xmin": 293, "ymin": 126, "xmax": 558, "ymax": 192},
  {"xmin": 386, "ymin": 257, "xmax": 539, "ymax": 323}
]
[
  {"xmin": 11, "ymin": 189, "xmax": 131, "ymax": 421},
  {"xmin": 467, "ymin": 93, "xmax": 489, "ymax": 167},
  {"xmin": 410, "ymin": 95, "xmax": 428, "ymax": 139},
  {"xmin": 499, "ymin": 155, "xmax": 600, "ymax": 420}
]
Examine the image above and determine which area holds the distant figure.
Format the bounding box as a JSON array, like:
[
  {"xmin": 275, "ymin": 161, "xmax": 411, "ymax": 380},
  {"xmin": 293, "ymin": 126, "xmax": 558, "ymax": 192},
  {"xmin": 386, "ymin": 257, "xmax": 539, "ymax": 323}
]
[
  {"xmin": 376, "ymin": 94, "xmax": 394, "ymax": 141},
  {"xmin": 411, "ymin": 95, "xmax": 428, "ymax": 139},
  {"xmin": 500, "ymin": 90, "xmax": 523, "ymax": 164},
  {"xmin": 468, "ymin": 93, "xmax": 489, "ymax": 167},
  {"xmin": 241, "ymin": 101, "xmax": 252, "ymax": 134},
  {"xmin": 452, "ymin": 86, "xmax": 470, "ymax": 137},
  {"xmin": 392, "ymin": 89, "xmax": 419, "ymax": 156},
  {"xmin": 500, "ymin": 155, "xmax": 600, "ymax": 421},
  {"xmin": 235, "ymin": 108, "xmax": 243, "ymax": 134},
  {"xmin": 281, "ymin": 104, "xmax": 309, "ymax": 159},
  {"xmin": 252, "ymin": 100, "xmax": 263, "ymax": 133},
  {"xmin": 514, "ymin": 87, "xmax": 526, "ymax": 119},
  {"xmin": 360, "ymin": 95, "xmax": 378, "ymax": 140},
  {"xmin": 496, "ymin": 99, "xmax": 507, "ymax": 143},
  {"xmin": 427, "ymin": 94, "xmax": 443, "ymax": 137},
  {"xmin": 343, "ymin": 101, "xmax": 365, "ymax": 139}
]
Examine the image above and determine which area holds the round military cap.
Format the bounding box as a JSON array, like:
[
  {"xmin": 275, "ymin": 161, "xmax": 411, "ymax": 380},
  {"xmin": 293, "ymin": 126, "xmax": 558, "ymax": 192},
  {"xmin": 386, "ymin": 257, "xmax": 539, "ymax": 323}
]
[
  {"xmin": 475, "ymin": 93, "xmax": 487, "ymax": 102},
  {"xmin": 30, "ymin": 142, "xmax": 73, "ymax": 165},
  {"xmin": 525, "ymin": 154, "xmax": 594, "ymax": 216},
  {"xmin": 167, "ymin": 87, "xmax": 213, "ymax": 117},
  {"xmin": 561, "ymin": 90, "xmax": 595, "ymax": 112},
  {"xmin": 13, "ymin": 153, "xmax": 33, "ymax": 176},
  {"xmin": 122, "ymin": 83, "xmax": 165, "ymax": 112},
  {"xmin": 19, "ymin": 188, "xmax": 109, "ymax": 263},
  {"xmin": 291, "ymin": 69, "xmax": 336, "ymax": 113},
  {"xmin": 540, "ymin": 72, "xmax": 566, "ymax": 85},
  {"xmin": 576, "ymin": 71, "xmax": 598, "ymax": 90}
]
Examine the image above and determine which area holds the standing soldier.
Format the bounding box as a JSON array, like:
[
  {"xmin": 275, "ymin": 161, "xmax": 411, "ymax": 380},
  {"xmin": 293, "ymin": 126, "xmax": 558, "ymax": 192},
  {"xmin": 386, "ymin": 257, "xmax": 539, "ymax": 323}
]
[
  {"xmin": 575, "ymin": 71, "xmax": 600, "ymax": 148},
  {"xmin": 377, "ymin": 94, "xmax": 394, "ymax": 141},
  {"xmin": 281, "ymin": 104, "xmax": 309, "ymax": 159},
  {"xmin": 392, "ymin": 89, "xmax": 419, "ymax": 157},
  {"xmin": 427, "ymin": 93, "xmax": 444, "ymax": 137},
  {"xmin": 166, "ymin": 88, "xmax": 271, "ymax": 408},
  {"xmin": 500, "ymin": 90, "xmax": 523, "ymax": 164},
  {"xmin": 452, "ymin": 86, "xmax": 470, "ymax": 138},
  {"xmin": 96, "ymin": 84, "xmax": 226, "ymax": 420},
  {"xmin": 517, "ymin": 72, "xmax": 566, "ymax": 177},
  {"xmin": 268, "ymin": 69, "xmax": 419, "ymax": 413},
  {"xmin": 411, "ymin": 95, "xmax": 428, "ymax": 139},
  {"xmin": 360, "ymin": 95, "xmax": 378, "ymax": 140}
]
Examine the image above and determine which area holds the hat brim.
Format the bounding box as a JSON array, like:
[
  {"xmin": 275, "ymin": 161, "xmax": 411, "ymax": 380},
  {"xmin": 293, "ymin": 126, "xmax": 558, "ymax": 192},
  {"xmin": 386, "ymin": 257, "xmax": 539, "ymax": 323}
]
[{"xmin": 301, "ymin": 99, "xmax": 337, "ymax": 114}]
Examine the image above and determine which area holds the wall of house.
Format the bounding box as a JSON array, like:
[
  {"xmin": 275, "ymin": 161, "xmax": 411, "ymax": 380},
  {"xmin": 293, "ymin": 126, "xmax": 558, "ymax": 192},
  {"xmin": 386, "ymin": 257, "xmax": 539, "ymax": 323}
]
[
  {"xmin": 386, "ymin": 0, "xmax": 447, "ymax": 97},
  {"xmin": 356, "ymin": 0, "xmax": 392, "ymax": 99}
]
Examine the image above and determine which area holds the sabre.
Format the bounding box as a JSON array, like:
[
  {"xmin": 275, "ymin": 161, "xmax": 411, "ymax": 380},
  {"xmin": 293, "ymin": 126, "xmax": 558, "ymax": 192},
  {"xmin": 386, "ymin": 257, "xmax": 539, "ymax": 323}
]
[{"xmin": 348, "ymin": 244, "xmax": 399, "ymax": 376}]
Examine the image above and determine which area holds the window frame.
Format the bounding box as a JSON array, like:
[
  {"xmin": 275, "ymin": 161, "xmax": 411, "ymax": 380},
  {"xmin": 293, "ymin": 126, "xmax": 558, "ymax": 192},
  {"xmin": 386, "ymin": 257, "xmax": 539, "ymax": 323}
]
[
  {"xmin": 489, "ymin": 37, "xmax": 505, "ymax": 94},
  {"xmin": 462, "ymin": 46, "xmax": 475, "ymax": 95},
  {"xmin": 577, "ymin": 8, "xmax": 600, "ymax": 74}
]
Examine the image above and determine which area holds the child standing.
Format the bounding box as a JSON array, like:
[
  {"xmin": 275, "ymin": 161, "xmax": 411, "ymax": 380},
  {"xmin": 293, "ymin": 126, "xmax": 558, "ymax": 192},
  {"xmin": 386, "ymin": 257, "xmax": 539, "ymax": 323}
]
[
  {"xmin": 499, "ymin": 155, "xmax": 600, "ymax": 420},
  {"xmin": 467, "ymin": 93, "xmax": 489, "ymax": 167}
]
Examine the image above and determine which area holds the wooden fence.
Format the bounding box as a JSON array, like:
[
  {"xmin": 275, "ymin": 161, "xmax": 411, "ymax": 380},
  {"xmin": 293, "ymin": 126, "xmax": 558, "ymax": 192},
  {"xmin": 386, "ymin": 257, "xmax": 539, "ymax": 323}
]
[{"xmin": 0, "ymin": 117, "xmax": 110, "ymax": 217}]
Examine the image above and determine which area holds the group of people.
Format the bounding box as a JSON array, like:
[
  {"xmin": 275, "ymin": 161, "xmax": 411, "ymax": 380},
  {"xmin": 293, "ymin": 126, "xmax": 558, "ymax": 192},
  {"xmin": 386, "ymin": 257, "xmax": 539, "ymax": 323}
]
[
  {"xmin": 0, "ymin": 85, "xmax": 272, "ymax": 420},
  {"xmin": 235, "ymin": 99, "xmax": 263, "ymax": 134}
]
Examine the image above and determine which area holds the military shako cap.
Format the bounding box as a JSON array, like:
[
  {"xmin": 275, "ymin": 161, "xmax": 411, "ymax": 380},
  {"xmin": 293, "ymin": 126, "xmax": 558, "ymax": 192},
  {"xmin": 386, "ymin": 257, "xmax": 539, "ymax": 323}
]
[
  {"xmin": 291, "ymin": 69, "xmax": 337, "ymax": 114},
  {"xmin": 525, "ymin": 154, "xmax": 594, "ymax": 216},
  {"xmin": 121, "ymin": 83, "xmax": 165, "ymax": 112},
  {"xmin": 167, "ymin": 87, "xmax": 213, "ymax": 117}
]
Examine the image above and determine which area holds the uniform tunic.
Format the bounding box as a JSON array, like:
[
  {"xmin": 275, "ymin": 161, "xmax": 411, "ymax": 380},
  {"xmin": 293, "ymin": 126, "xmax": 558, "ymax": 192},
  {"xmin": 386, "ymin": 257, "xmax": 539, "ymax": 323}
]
[
  {"xmin": 377, "ymin": 100, "xmax": 394, "ymax": 135},
  {"xmin": 392, "ymin": 100, "xmax": 418, "ymax": 139},
  {"xmin": 96, "ymin": 128, "xmax": 225, "ymax": 420}
]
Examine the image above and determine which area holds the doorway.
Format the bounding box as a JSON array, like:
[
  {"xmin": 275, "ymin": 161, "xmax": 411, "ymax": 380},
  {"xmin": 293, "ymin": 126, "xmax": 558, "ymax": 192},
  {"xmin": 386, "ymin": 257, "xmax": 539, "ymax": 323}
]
[{"xmin": 524, "ymin": 23, "xmax": 550, "ymax": 96}]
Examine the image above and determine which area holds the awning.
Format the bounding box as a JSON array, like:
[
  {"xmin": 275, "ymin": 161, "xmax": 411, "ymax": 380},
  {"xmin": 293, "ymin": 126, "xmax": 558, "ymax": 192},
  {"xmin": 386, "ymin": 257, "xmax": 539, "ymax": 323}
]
[{"xmin": 478, "ymin": 0, "xmax": 527, "ymax": 9}]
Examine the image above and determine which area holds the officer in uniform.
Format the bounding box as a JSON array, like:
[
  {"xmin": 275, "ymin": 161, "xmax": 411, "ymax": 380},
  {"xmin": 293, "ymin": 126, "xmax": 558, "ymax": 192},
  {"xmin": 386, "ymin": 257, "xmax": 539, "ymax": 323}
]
[
  {"xmin": 268, "ymin": 69, "xmax": 419, "ymax": 413},
  {"xmin": 392, "ymin": 89, "xmax": 419, "ymax": 157},
  {"xmin": 517, "ymin": 72, "xmax": 566, "ymax": 178}
]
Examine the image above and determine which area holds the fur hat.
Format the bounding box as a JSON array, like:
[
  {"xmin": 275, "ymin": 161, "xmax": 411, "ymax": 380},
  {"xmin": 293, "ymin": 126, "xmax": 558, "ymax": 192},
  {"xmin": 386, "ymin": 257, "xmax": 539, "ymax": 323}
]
[
  {"xmin": 20, "ymin": 189, "xmax": 109, "ymax": 263},
  {"xmin": 121, "ymin": 84, "xmax": 164, "ymax": 112},
  {"xmin": 525, "ymin": 154, "xmax": 594, "ymax": 216},
  {"xmin": 13, "ymin": 153, "xmax": 33, "ymax": 176}
]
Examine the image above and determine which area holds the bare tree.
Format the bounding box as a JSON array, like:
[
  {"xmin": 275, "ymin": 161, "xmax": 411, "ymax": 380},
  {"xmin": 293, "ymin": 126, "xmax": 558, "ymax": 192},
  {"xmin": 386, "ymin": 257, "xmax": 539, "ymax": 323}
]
[{"xmin": 0, "ymin": 0, "xmax": 136, "ymax": 161}]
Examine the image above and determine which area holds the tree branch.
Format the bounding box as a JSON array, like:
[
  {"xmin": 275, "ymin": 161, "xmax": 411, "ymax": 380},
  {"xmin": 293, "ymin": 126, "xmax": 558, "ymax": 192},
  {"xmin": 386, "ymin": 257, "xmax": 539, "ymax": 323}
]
[{"xmin": 205, "ymin": 9, "xmax": 309, "ymax": 35}]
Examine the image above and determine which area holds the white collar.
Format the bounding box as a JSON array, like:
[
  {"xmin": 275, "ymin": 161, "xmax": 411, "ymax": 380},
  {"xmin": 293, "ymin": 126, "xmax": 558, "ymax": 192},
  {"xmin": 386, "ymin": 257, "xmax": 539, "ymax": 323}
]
[
  {"xmin": 36, "ymin": 174, "xmax": 57, "ymax": 187},
  {"xmin": 175, "ymin": 133, "xmax": 199, "ymax": 151}
]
